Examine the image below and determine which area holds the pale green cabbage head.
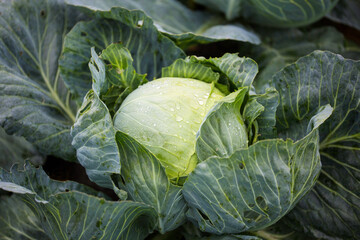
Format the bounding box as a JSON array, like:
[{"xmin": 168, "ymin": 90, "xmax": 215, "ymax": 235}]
[{"xmin": 114, "ymin": 77, "xmax": 238, "ymax": 179}]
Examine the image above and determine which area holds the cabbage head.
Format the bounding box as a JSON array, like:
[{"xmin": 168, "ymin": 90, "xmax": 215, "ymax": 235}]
[
  {"xmin": 71, "ymin": 43, "xmax": 333, "ymax": 235},
  {"xmin": 113, "ymin": 77, "xmax": 245, "ymax": 179}
]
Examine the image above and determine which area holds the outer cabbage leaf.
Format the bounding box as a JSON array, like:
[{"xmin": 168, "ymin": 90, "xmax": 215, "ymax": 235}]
[
  {"xmin": 273, "ymin": 51, "xmax": 360, "ymax": 239},
  {"xmin": 195, "ymin": 0, "xmax": 338, "ymax": 27},
  {"xmin": 114, "ymin": 131, "xmax": 187, "ymax": 233},
  {"xmin": 71, "ymin": 90, "xmax": 121, "ymax": 189},
  {"xmin": 60, "ymin": 7, "xmax": 184, "ymax": 104},
  {"xmin": 64, "ymin": 0, "xmax": 260, "ymax": 47},
  {"xmin": 0, "ymin": 163, "xmax": 157, "ymax": 240},
  {"xmin": 183, "ymin": 104, "xmax": 332, "ymax": 233},
  {"xmin": 0, "ymin": 0, "xmax": 87, "ymax": 161},
  {"xmin": 243, "ymin": 0, "xmax": 338, "ymax": 27},
  {"xmin": 0, "ymin": 195, "xmax": 51, "ymax": 240},
  {"xmin": 327, "ymin": 0, "xmax": 360, "ymax": 31}
]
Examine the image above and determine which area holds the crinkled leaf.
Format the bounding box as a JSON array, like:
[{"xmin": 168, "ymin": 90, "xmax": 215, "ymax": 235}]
[
  {"xmin": 242, "ymin": 97, "xmax": 264, "ymax": 144},
  {"xmin": 196, "ymin": 54, "xmax": 259, "ymax": 89},
  {"xmin": 60, "ymin": 7, "xmax": 184, "ymax": 104},
  {"xmin": 64, "ymin": 0, "xmax": 261, "ymax": 47},
  {"xmin": 327, "ymin": 0, "xmax": 360, "ymax": 31},
  {"xmin": 174, "ymin": 54, "xmax": 257, "ymax": 93},
  {"xmin": 274, "ymin": 51, "xmax": 359, "ymax": 141},
  {"xmin": 287, "ymin": 145, "xmax": 360, "ymax": 239},
  {"xmin": 0, "ymin": 163, "xmax": 157, "ymax": 239},
  {"xmin": 195, "ymin": 0, "xmax": 243, "ymax": 21},
  {"xmin": 247, "ymin": 27, "xmax": 360, "ymax": 92},
  {"xmin": 162, "ymin": 57, "xmax": 220, "ymax": 84},
  {"xmin": 91, "ymin": 44, "xmax": 147, "ymax": 114},
  {"xmin": 71, "ymin": 91, "xmax": 120, "ymax": 189},
  {"xmin": 196, "ymin": 88, "xmax": 248, "ymax": 162},
  {"xmin": 0, "ymin": 0, "xmax": 84, "ymax": 161},
  {"xmin": 0, "ymin": 195, "xmax": 51, "ymax": 240},
  {"xmin": 0, "ymin": 127, "xmax": 44, "ymax": 171},
  {"xmin": 114, "ymin": 131, "xmax": 187, "ymax": 233},
  {"xmin": 243, "ymin": 0, "xmax": 338, "ymax": 27},
  {"xmin": 249, "ymin": 88, "xmax": 279, "ymax": 140},
  {"xmin": 273, "ymin": 51, "xmax": 360, "ymax": 239},
  {"xmin": 183, "ymin": 106, "xmax": 332, "ymax": 234}
]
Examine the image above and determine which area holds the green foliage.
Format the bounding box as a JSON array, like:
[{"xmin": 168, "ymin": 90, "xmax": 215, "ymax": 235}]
[
  {"xmin": 273, "ymin": 51, "xmax": 360, "ymax": 239},
  {"xmin": 64, "ymin": 0, "xmax": 261, "ymax": 47},
  {"xmin": 1, "ymin": 0, "xmax": 359, "ymax": 239},
  {"xmin": 0, "ymin": 0, "xmax": 81, "ymax": 161}
]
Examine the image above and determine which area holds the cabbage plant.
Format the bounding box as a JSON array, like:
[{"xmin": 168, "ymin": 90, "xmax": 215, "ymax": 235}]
[
  {"xmin": 1, "ymin": 0, "xmax": 359, "ymax": 239},
  {"xmin": 69, "ymin": 43, "xmax": 333, "ymax": 235}
]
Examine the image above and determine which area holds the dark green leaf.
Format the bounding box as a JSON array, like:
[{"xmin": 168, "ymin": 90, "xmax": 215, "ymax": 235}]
[
  {"xmin": 64, "ymin": 0, "xmax": 260, "ymax": 46},
  {"xmin": 248, "ymin": 27, "xmax": 360, "ymax": 92},
  {"xmin": 0, "ymin": 163, "xmax": 157, "ymax": 240},
  {"xmin": 243, "ymin": 0, "xmax": 338, "ymax": 27},
  {"xmin": 273, "ymin": 51, "xmax": 360, "ymax": 239},
  {"xmin": 0, "ymin": 195, "xmax": 51, "ymax": 240},
  {"xmin": 0, "ymin": 0, "xmax": 83, "ymax": 161}
]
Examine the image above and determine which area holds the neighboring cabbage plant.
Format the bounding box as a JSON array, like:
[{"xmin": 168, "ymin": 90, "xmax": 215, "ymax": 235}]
[
  {"xmin": 71, "ymin": 43, "xmax": 332, "ymax": 235},
  {"xmin": 194, "ymin": 0, "xmax": 339, "ymax": 27}
]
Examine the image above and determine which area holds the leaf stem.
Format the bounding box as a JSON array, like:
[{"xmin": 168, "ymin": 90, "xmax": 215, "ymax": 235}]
[
  {"xmin": 320, "ymin": 133, "xmax": 360, "ymax": 149},
  {"xmin": 39, "ymin": 67, "xmax": 75, "ymax": 122}
]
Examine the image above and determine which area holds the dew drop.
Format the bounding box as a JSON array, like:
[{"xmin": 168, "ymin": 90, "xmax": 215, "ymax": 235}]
[
  {"xmin": 170, "ymin": 108, "xmax": 175, "ymax": 112},
  {"xmin": 176, "ymin": 116, "xmax": 183, "ymax": 122},
  {"xmin": 198, "ymin": 100, "xmax": 204, "ymax": 105}
]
